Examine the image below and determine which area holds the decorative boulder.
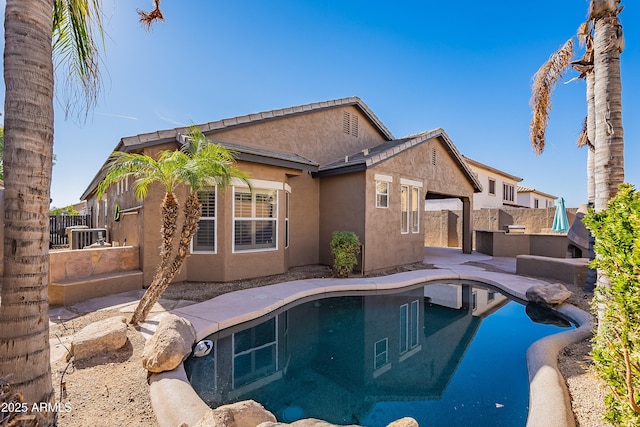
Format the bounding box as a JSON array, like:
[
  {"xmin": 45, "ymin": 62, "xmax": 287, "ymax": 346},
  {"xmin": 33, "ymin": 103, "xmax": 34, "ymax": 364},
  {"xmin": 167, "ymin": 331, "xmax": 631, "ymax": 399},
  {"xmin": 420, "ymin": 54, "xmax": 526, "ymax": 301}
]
[
  {"xmin": 68, "ymin": 315, "xmax": 128, "ymax": 361},
  {"xmin": 386, "ymin": 417, "xmax": 419, "ymax": 427},
  {"xmin": 194, "ymin": 400, "xmax": 277, "ymax": 427},
  {"xmin": 141, "ymin": 314, "xmax": 196, "ymax": 373},
  {"xmin": 526, "ymin": 283, "xmax": 572, "ymax": 307}
]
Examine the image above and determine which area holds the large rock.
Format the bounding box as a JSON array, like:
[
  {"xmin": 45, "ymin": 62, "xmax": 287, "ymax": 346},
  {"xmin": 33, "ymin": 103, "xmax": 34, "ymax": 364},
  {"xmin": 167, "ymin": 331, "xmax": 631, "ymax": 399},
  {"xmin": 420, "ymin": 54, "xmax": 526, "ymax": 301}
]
[
  {"xmin": 69, "ymin": 315, "xmax": 128, "ymax": 361},
  {"xmin": 526, "ymin": 283, "xmax": 572, "ymax": 307},
  {"xmin": 141, "ymin": 314, "xmax": 196, "ymax": 373},
  {"xmin": 386, "ymin": 418, "xmax": 418, "ymax": 427},
  {"xmin": 194, "ymin": 400, "xmax": 277, "ymax": 427}
]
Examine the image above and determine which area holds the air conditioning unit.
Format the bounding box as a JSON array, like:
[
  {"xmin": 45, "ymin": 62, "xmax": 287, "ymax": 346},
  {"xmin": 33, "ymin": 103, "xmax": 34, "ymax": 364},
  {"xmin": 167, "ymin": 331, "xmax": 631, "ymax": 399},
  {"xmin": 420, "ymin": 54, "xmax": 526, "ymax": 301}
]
[{"xmin": 68, "ymin": 228, "xmax": 109, "ymax": 250}]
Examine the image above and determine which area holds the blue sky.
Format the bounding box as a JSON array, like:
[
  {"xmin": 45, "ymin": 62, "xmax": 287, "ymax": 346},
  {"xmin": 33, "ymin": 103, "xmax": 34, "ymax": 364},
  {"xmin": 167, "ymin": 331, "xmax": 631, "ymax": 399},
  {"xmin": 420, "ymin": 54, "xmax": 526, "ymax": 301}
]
[{"xmin": 1, "ymin": 0, "xmax": 638, "ymax": 208}]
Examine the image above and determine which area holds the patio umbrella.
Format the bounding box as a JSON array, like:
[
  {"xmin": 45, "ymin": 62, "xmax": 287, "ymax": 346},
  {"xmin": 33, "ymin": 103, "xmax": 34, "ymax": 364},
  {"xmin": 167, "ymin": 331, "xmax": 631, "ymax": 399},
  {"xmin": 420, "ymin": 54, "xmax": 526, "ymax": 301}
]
[{"xmin": 552, "ymin": 197, "xmax": 569, "ymax": 233}]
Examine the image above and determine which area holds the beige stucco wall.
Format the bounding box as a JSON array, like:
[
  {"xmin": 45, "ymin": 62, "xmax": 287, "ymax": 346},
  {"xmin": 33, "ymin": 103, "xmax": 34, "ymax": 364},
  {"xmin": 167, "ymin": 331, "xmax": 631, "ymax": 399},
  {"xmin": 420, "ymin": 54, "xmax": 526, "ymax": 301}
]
[
  {"xmin": 517, "ymin": 192, "xmax": 556, "ymax": 209},
  {"xmin": 467, "ymin": 163, "xmax": 520, "ymax": 209},
  {"xmin": 425, "ymin": 137, "xmax": 476, "ymax": 199},
  {"xmin": 319, "ymin": 172, "xmax": 366, "ymax": 268},
  {"xmin": 49, "ymin": 246, "xmax": 140, "ymax": 282},
  {"xmin": 185, "ymin": 161, "xmax": 307, "ymax": 282},
  {"xmin": 208, "ymin": 105, "xmax": 388, "ymax": 165},
  {"xmin": 424, "ymin": 206, "xmax": 578, "ymax": 249},
  {"xmin": 82, "ymin": 107, "xmax": 481, "ymax": 282}
]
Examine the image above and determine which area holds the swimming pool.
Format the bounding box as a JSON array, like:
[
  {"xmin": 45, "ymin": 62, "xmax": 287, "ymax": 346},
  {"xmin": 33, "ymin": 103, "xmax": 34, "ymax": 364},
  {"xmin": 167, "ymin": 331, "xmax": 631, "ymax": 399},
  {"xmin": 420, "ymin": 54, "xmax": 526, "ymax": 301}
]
[{"xmin": 184, "ymin": 281, "xmax": 573, "ymax": 426}]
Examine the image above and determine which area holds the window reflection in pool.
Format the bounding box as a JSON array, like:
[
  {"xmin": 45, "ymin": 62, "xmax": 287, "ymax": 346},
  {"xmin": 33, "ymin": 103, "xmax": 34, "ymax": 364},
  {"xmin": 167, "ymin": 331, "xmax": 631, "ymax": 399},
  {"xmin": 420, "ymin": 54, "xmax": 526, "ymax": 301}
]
[{"xmin": 185, "ymin": 281, "xmax": 573, "ymax": 427}]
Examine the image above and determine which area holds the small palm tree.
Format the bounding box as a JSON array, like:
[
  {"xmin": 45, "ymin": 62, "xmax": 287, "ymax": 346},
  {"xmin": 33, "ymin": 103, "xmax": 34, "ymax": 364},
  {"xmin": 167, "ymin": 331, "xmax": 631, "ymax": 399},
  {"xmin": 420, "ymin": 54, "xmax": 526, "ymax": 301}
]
[{"xmin": 98, "ymin": 127, "xmax": 250, "ymax": 325}]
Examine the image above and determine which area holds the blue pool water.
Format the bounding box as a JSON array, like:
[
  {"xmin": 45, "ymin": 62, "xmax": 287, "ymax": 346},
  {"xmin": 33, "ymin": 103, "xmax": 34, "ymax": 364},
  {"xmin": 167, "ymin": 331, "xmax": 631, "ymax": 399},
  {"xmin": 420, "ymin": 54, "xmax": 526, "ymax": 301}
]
[{"xmin": 185, "ymin": 281, "xmax": 573, "ymax": 426}]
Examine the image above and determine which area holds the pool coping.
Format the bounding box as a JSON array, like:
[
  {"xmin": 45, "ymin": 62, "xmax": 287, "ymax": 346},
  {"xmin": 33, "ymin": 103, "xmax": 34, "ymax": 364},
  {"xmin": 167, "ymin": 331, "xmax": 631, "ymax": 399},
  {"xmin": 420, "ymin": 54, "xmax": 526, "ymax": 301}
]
[{"xmin": 148, "ymin": 268, "xmax": 594, "ymax": 427}]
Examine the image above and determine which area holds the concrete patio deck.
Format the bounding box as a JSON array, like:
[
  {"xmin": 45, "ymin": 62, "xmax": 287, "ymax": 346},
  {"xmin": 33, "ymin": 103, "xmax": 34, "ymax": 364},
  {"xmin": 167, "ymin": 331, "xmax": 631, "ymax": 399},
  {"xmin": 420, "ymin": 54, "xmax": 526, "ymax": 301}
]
[{"xmin": 51, "ymin": 247, "xmax": 594, "ymax": 427}]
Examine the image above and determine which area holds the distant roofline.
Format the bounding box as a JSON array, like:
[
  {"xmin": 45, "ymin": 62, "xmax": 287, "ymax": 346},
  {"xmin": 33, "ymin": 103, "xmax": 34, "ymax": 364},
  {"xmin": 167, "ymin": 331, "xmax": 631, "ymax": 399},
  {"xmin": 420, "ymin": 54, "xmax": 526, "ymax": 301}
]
[
  {"xmin": 517, "ymin": 185, "xmax": 557, "ymax": 200},
  {"xmin": 462, "ymin": 156, "xmax": 523, "ymax": 182}
]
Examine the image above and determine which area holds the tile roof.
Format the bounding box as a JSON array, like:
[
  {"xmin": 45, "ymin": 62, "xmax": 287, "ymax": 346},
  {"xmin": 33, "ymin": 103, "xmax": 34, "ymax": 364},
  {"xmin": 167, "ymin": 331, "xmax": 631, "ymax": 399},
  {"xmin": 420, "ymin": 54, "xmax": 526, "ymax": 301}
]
[
  {"xmin": 83, "ymin": 97, "xmax": 390, "ymax": 200},
  {"xmin": 517, "ymin": 185, "xmax": 557, "ymax": 200},
  {"xmin": 462, "ymin": 156, "xmax": 523, "ymax": 182},
  {"xmin": 317, "ymin": 128, "xmax": 483, "ymax": 192},
  {"xmin": 118, "ymin": 96, "xmax": 394, "ymax": 149},
  {"xmin": 176, "ymin": 134, "xmax": 318, "ymax": 170}
]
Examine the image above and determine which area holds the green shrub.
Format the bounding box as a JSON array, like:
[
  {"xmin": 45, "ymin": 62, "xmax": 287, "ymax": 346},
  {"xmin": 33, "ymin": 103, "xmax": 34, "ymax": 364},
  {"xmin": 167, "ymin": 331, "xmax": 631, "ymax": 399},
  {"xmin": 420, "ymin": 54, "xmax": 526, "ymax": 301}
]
[
  {"xmin": 583, "ymin": 183, "xmax": 640, "ymax": 426},
  {"xmin": 330, "ymin": 231, "xmax": 361, "ymax": 278}
]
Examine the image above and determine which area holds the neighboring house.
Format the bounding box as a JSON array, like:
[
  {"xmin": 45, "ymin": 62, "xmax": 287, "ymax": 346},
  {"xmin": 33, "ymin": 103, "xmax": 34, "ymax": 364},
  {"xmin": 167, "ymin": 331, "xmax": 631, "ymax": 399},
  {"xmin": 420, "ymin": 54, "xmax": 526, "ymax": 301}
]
[
  {"xmin": 463, "ymin": 156, "xmax": 522, "ymax": 209},
  {"xmin": 81, "ymin": 97, "xmax": 481, "ymax": 285},
  {"xmin": 516, "ymin": 186, "xmax": 556, "ymax": 209},
  {"xmin": 425, "ymin": 156, "xmax": 522, "ymax": 211}
]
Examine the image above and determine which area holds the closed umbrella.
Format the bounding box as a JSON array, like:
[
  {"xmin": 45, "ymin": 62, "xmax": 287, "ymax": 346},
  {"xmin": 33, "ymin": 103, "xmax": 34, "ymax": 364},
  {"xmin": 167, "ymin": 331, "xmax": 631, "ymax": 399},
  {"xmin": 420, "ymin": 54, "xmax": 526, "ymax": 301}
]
[{"xmin": 552, "ymin": 197, "xmax": 569, "ymax": 233}]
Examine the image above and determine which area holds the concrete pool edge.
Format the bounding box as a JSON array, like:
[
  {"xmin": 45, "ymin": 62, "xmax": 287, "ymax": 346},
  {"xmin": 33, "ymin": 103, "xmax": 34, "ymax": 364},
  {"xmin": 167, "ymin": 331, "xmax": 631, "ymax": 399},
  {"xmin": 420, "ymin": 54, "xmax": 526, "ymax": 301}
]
[{"xmin": 148, "ymin": 270, "xmax": 594, "ymax": 427}]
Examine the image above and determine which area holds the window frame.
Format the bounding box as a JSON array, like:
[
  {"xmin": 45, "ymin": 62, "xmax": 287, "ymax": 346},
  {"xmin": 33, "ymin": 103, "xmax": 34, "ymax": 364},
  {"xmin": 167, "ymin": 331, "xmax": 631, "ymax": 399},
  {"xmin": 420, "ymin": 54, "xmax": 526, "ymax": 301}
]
[
  {"xmin": 374, "ymin": 338, "xmax": 389, "ymax": 370},
  {"xmin": 488, "ymin": 178, "xmax": 496, "ymax": 196},
  {"xmin": 233, "ymin": 187, "xmax": 279, "ymax": 253},
  {"xmin": 232, "ymin": 317, "xmax": 278, "ymax": 389},
  {"xmin": 284, "ymin": 191, "xmax": 290, "ymax": 249},
  {"xmin": 191, "ymin": 188, "xmax": 217, "ymax": 254},
  {"xmin": 502, "ymin": 183, "xmax": 515, "ymax": 202},
  {"xmin": 411, "ymin": 187, "xmax": 420, "ymax": 233},
  {"xmin": 376, "ymin": 180, "xmax": 389, "ymax": 208},
  {"xmin": 400, "ymin": 179, "xmax": 422, "ymax": 235},
  {"xmin": 401, "ymin": 185, "xmax": 409, "ymax": 234}
]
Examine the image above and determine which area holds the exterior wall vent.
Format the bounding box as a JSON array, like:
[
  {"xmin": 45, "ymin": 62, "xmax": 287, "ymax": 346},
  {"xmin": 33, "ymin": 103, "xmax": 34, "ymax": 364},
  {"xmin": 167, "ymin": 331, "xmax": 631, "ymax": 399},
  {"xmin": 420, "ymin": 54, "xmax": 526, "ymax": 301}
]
[
  {"xmin": 342, "ymin": 111, "xmax": 359, "ymax": 137},
  {"xmin": 431, "ymin": 148, "xmax": 437, "ymax": 165}
]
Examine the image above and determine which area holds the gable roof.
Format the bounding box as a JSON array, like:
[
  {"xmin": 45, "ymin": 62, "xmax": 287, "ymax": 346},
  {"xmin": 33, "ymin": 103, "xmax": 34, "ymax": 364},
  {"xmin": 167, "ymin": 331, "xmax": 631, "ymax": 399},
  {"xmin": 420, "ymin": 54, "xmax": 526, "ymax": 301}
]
[
  {"xmin": 115, "ymin": 96, "xmax": 394, "ymax": 152},
  {"xmin": 517, "ymin": 185, "xmax": 557, "ymax": 200},
  {"xmin": 462, "ymin": 156, "xmax": 523, "ymax": 182},
  {"xmin": 80, "ymin": 136, "xmax": 318, "ymax": 201},
  {"xmin": 81, "ymin": 97, "xmax": 390, "ymax": 200},
  {"xmin": 315, "ymin": 128, "xmax": 483, "ymax": 193}
]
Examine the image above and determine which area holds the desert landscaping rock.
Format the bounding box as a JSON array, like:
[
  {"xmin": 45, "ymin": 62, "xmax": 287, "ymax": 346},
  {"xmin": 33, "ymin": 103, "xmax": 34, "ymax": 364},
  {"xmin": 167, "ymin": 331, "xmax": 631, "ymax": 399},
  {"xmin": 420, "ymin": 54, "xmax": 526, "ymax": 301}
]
[
  {"xmin": 68, "ymin": 315, "xmax": 128, "ymax": 361},
  {"xmin": 193, "ymin": 400, "xmax": 277, "ymax": 427},
  {"xmin": 385, "ymin": 418, "xmax": 419, "ymax": 427},
  {"xmin": 141, "ymin": 313, "xmax": 196, "ymax": 373},
  {"xmin": 526, "ymin": 283, "xmax": 572, "ymax": 307}
]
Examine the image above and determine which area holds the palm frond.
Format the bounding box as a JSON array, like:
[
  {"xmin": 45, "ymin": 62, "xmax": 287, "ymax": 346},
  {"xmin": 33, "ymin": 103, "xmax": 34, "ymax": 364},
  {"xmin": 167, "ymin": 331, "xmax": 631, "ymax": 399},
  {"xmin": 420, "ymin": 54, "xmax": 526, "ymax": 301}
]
[
  {"xmin": 529, "ymin": 38, "xmax": 575, "ymax": 155},
  {"xmin": 138, "ymin": 0, "xmax": 164, "ymax": 31},
  {"xmin": 52, "ymin": 0, "xmax": 105, "ymax": 121},
  {"xmin": 577, "ymin": 116, "xmax": 592, "ymax": 148}
]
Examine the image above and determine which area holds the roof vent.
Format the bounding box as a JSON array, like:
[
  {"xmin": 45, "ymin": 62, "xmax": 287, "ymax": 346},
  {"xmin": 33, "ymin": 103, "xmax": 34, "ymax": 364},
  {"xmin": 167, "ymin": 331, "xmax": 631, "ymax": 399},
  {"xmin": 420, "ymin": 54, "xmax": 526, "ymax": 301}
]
[
  {"xmin": 345, "ymin": 155, "xmax": 349, "ymax": 162},
  {"xmin": 362, "ymin": 148, "xmax": 369, "ymax": 156}
]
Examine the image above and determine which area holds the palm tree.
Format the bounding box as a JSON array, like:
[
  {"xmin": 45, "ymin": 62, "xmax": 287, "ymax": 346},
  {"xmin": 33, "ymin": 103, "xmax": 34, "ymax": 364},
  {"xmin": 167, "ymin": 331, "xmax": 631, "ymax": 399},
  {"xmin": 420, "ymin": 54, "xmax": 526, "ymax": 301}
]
[
  {"xmin": 98, "ymin": 127, "xmax": 250, "ymax": 325},
  {"xmin": 530, "ymin": 1, "xmax": 625, "ymax": 209},
  {"xmin": 0, "ymin": 0, "xmax": 164, "ymax": 415},
  {"xmin": 590, "ymin": 0, "xmax": 624, "ymax": 212}
]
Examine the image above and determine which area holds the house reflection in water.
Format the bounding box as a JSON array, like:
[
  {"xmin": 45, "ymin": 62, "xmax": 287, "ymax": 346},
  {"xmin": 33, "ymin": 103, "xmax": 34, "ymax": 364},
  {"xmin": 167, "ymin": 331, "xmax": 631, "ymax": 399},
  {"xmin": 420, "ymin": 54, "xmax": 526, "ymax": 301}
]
[{"xmin": 186, "ymin": 282, "xmax": 510, "ymax": 425}]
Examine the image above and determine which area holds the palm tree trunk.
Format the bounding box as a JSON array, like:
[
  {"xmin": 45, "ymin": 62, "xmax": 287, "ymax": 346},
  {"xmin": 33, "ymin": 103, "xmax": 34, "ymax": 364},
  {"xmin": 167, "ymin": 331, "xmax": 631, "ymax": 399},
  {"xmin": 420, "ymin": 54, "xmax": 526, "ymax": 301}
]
[
  {"xmin": 153, "ymin": 192, "xmax": 179, "ymax": 285},
  {"xmin": 130, "ymin": 192, "xmax": 201, "ymax": 325},
  {"xmin": 592, "ymin": 2, "xmax": 624, "ymax": 212},
  {"xmin": 586, "ymin": 70, "xmax": 596, "ymax": 205},
  {"xmin": 591, "ymin": 1, "xmax": 624, "ymax": 301},
  {"xmin": 0, "ymin": 0, "xmax": 56, "ymax": 412},
  {"xmin": 584, "ymin": 69, "xmax": 598, "ymax": 292}
]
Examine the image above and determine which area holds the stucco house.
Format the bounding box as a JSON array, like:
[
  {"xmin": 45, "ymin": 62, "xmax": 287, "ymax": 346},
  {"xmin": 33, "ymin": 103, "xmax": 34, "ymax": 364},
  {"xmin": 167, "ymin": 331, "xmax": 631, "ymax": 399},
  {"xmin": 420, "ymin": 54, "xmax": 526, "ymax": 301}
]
[
  {"xmin": 81, "ymin": 97, "xmax": 481, "ymax": 286},
  {"xmin": 462, "ymin": 156, "xmax": 522, "ymax": 209},
  {"xmin": 516, "ymin": 186, "xmax": 556, "ymax": 209}
]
